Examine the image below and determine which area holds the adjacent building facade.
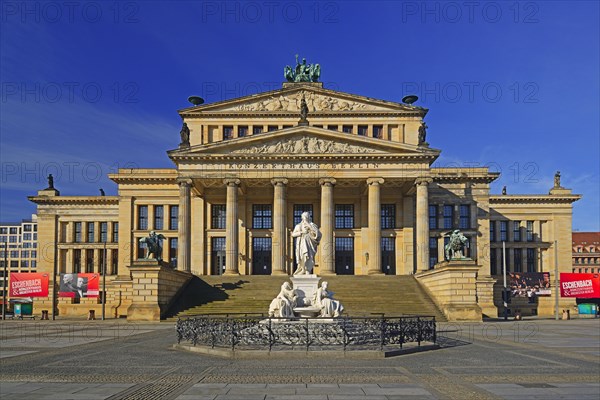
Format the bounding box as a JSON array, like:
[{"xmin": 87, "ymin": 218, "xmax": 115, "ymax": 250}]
[
  {"xmin": 572, "ymin": 232, "xmax": 600, "ymax": 274},
  {"xmin": 0, "ymin": 215, "xmax": 38, "ymax": 303},
  {"xmin": 28, "ymin": 80, "xmax": 581, "ymax": 319}
]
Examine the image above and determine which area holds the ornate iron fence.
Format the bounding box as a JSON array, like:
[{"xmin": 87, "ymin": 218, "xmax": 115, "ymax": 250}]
[{"xmin": 176, "ymin": 314, "xmax": 436, "ymax": 352}]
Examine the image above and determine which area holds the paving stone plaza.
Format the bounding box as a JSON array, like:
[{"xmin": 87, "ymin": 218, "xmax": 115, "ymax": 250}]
[{"xmin": 0, "ymin": 319, "xmax": 598, "ymax": 399}]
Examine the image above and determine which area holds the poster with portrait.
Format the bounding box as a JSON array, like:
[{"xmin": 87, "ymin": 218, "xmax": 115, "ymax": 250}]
[
  {"xmin": 9, "ymin": 273, "xmax": 49, "ymax": 297},
  {"xmin": 58, "ymin": 273, "xmax": 99, "ymax": 298},
  {"xmin": 508, "ymin": 272, "xmax": 551, "ymax": 297}
]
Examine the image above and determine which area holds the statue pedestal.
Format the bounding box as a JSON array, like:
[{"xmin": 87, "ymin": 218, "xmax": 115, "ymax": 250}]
[
  {"xmin": 291, "ymin": 275, "xmax": 320, "ymax": 307},
  {"xmin": 415, "ymin": 260, "xmax": 482, "ymax": 322}
]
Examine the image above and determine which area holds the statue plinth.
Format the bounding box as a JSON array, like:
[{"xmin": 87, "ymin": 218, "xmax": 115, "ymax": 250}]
[
  {"xmin": 282, "ymin": 82, "xmax": 323, "ymax": 89},
  {"xmin": 290, "ymin": 275, "xmax": 320, "ymax": 307}
]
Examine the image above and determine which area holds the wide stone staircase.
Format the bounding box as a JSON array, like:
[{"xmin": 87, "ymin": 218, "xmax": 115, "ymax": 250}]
[{"xmin": 165, "ymin": 275, "xmax": 446, "ymax": 321}]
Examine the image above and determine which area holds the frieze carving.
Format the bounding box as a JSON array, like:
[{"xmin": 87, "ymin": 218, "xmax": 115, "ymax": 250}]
[
  {"xmin": 234, "ymin": 91, "xmax": 378, "ymax": 112},
  {"xmin": 231, "ymin": 136, "xmax": 379, "ymax": 154}
]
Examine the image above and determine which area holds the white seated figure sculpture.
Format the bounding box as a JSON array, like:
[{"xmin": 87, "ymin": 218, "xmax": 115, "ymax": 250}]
[
  {"xmin": 313, "ymin": 281, "xmax": 344, "ymax": 317},
  {"xmin": 268, "ymin": 282, "xmax": 298, "ymax": 318},
  {"xmin": 292, "ymin": 211, "xmax": 322, "ymax": 275}
]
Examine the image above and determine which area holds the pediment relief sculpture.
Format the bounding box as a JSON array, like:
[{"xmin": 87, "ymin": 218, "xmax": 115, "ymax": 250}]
[
  {"xmin": 230, "ymin": 136, "xmax": 380, "ymax": 154},
  {"xmin": 234, "ymin": 91, "xmax": 379, "ymax": 112}
]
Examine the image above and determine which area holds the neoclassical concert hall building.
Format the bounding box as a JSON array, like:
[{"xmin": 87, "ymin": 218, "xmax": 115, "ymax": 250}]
[{"xmin": 29, "ymin": 79, "xmax": 580, "ymax": 320}]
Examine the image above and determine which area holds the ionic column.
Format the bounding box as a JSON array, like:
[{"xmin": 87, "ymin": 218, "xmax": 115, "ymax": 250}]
[
  {"xmin": 367, "ymin": 178, "xmax": 384, "ymax": 275},
  {"xmin": 415, "ymin": 178, "xmax": 433, "ymax": 272},
  {"xmin": 177, "ymin": 179, "xmax": 192, "ymax": 272},
  {"xmin": 271, "ymin": 178, "xmax": 288, "ymax": 275},
  {"xmin": 319, "ymin": 178, "xmax": 336, "ymax": 275},
  {"xmin": 224, "ymin": 179, "xmax": 241, "ymax": 275}
]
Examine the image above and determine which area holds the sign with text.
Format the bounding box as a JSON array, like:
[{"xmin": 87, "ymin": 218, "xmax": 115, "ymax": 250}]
[
  {"xmin": 59, "ymin": 273, "xmax": 100, "ymax": 298},
  {"xmin": 560, "ymin": 273, "xmax": 600, "ymax": 298},
  {"xmin": 9, "ymin": 273, "xmax": 49, "ymax": 297},
  {"xmin": 508, "ymin": 272, "xmax": 551, "ymax": 297}
]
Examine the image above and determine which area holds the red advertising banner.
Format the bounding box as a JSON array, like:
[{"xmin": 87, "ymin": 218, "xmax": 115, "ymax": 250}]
[
  {"xmin": 9, "ymin": 273, "xmax": 49, "ymax": 297},
  {"xmin": 560, "ymin": 273, "xmax": 600, "ymax": 298},
  {"xmin": 59, "ymin": 273, "xmax": 100, "ymax": 298}
]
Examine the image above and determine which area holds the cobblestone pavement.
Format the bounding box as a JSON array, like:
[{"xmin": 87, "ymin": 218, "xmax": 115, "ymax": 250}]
[{"xmin": 0, "ymin": 318, "xmax": 598, "ymax": 399}]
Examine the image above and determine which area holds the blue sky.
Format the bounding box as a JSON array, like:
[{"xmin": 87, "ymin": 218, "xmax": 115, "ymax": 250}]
[{"xmin": 1, "ymin": 0, "xmax": 599, "ymax": 230}]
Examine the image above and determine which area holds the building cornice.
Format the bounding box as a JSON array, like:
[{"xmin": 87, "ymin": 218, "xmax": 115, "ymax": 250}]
[
  {"xmin": 490, "ymin": 194, "xmax": 581, "ymax": 204},
  {"xmin": 28, "ymin": 196, "xmax": 119, "ymax": 205}
]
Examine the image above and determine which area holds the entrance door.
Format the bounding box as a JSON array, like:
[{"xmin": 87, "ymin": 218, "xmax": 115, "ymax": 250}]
[
  {"xmin": 211, "ymin": 237, "xmax": 226, "ymax": 275},
  {"xmin": 381, "ymin": 238, "xmax": 396, "ymax": 275},
  {"xmin": 252, "ymin": 237, "xmax": 272, "ymax": 275},
  {"xmin": 335, "ymin": 237, "xmax": 354, "ymax": 275}
]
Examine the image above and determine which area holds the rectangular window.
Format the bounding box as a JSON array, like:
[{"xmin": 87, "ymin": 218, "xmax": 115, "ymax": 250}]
[
  {"xmin": 211, "ymin": 204, "xmax": 226, "ymax": 229},
  {"xmin": 99, "ymin": 249, "xmax": 105, "ymax": 273},
  {"xmin": 267, "ymin": 125, "xmax": 278, "ymax": 132},
  {"xmin": 0, "ymin": 228, "xmax": 6, "ymax": 234},
  {"xmin": 490, "ymin": 221, "xmax": 496, "ymax": 242},
  {"xmin": 9, "ymin": 228, "xmax": 17, "ymax": 234},
  {"xmin": 514, "ymin": 249, "xmax": 522, "ymax": 272},
  {"xmin": 223, "ymin": 126, "xmax": 233, "ymax": 140},
  {"xmin": 112, "ymin": 222, "xmax": 119, "ymax": 242},
  {"xmin": 443, "ymin": 205, "xmax": 454, "ymax": 229},
  {"xmin": 429, "ymin": 237, "xmax": 438, "ymax": 269},
  {"xmin": 9, "ymin": 236, "xmax": 17, "ymax": 243},
  {"xmin": 335, "ymin": 204, "xmax": 354, "ymax": 229},
  {"xmin": 111, "ymin": 249, "xmax": 118, "ymax": 275},
  {"xmin": 23, "ymin": 233, "xmax": 32, "ymax": 241},
  {"xmin": 490, "ymin": 248, "xmax": 497, "ymax": 275},
  {"xmin": 327, "ymin": 125, "xmax": 338, "ymax": 131},
  {"xmin": 138, "ymin": 205, "xmax": 148, "ymax": 230},
  {"xmin": 73, "ymin": 249, "xmax": 81, "ymax": 273},
  {"xmin": 238, "ymin": 126, "xmax": 248, "ymax": 137},
  {"xmin": 358, "ymin": 125, "xmax": 368, "ymax": 136},
  {"xmin": 381, "ymin": 204, "xmax": 395, "ymax": 229},
  {"xmin": 0, "ymin": 236, "xmax": 5, "ymax": 243},
  {"xmin": 373, "ymin": 125, "xmax": 383, "ymax": 139},
  {"xmin": 138, "ymin": 238, "xmax": 146, "ymax": 259},
  {"xmin": 342, "ymin": 125, "xmax": 353, "ymax": 134},
  {"xmin": 87, "ymin": 223, "xmax": 95, "ymax": 243},
  {"xmin": 282, "ymin": 125, "xmax": 293, "ymax": 129},
  {"xmin": 21, "ymin": 251, "xmax": 29, "ymax": 258},
  {"xmin": 253, "ymin": 126, "xmax": 263, "ymax": 135},
  {"xmin": 23, "ymin": 224, "xmax": 32, "ymax": 232},
  {"xmin": 100, "ymin": 222, "xmax": 108, "ymax": 243},
  {"xmin": 500, "ymin": 221, "xmax": 508, "ymax": 241},
  {"xmin": 252, "ymin": 205, "xmax": 272, "ymax": 229},
  {"xmin": 31, "ymin": 250, "xmax": 36, "ymax": 259},
  {"xmin": 10, "ymin": 251, "xmax": 19, "ymax": 258},
  {"xmin": 21, "ymin": 260, "xmax": 29, "ymax": 269},
  {"xmin": 169, "ymin": 206, "xmax": 178, "ymax": 230},
  {"xmin": 86, "ymin": 249, "xmax": 94, "ymax": 273},
  {"xmin": 74, "ymin": 222, "xmax": 82, "ymax": 243},
  {"xmin": 293, "ymin": 204, "xmax": 313, "ymax": 226},
  {"xmin": 459, "ymin": 205, "xmax": 470, "ymax": 229},
  {"xmin": 527, "ymin": 248, "xmax": 535, "ymax": 272},
  {"xmin": 33, "ymin": 233, "xmax": 37, "ymax": 241},
  {"xmin": 513, "ymin": 221, "xmax": 521, "ymax": 242},
  {"xmin": 154, "ymin": 205, "xmax": 164, "ymax": 230},
  {"xmin": 429, "ymin": 205, "xmax": 438, "ymax": 229},
  {"xmin": 169, "ymin": 238, "xmax": 178, "ymax": 268},
  {"xmin": 526, "ymin": 221, "xmax": 534, "ymax": 242}
]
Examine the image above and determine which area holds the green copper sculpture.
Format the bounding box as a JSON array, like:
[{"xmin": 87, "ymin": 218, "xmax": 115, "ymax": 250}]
[{"xmin": 284, "ymin": 55, "xmax": 321, "ymax": 82}]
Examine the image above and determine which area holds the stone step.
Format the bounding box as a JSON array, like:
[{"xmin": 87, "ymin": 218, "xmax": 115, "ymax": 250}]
[{"xmin": 165, "ymin": 275, "xmax": 446, "ymax": 321}]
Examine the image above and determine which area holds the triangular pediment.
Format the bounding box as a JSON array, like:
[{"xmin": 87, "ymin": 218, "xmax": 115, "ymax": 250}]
[
  {"xmin": 169, "ymin": 126, "xmax": 440, "ymax": 159},
  {"xmin": 179, "ymin": 84, "xmax": 426, "ymax": 115}
]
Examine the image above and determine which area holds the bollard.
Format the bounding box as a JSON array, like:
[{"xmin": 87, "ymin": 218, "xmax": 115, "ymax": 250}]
[
  {"xmin": 41, "ymin": 310, "xmax": 49, "ymax": 320},
  {"xmin": 88, "ymin": 310, "xmax": 96, "ymax": 320}
]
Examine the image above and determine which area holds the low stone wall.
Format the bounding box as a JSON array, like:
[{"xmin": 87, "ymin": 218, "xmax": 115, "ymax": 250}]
[
  {"xmin": 415, "ymin": 260, "xmax": 482, "ymax": 321},
  {"xmin": 476, "ymin": 276, "xmax": 497, "ymax": 318},
  {"xmin": 127, "ymin": 260, "xmax": 192, "ymax": 321}
]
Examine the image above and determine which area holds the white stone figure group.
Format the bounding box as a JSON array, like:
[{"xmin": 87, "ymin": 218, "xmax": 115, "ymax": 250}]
[
  {"xmin": 268, "ymin": 282, "xmax": 297, "ymax": 318},
  {"xmin": 312, "ymin": 281, "xmax": 344, "ymax": 317},
  {"xmin": 292, "ymin": 212, "xmax": 322, "ymax": 275}
]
